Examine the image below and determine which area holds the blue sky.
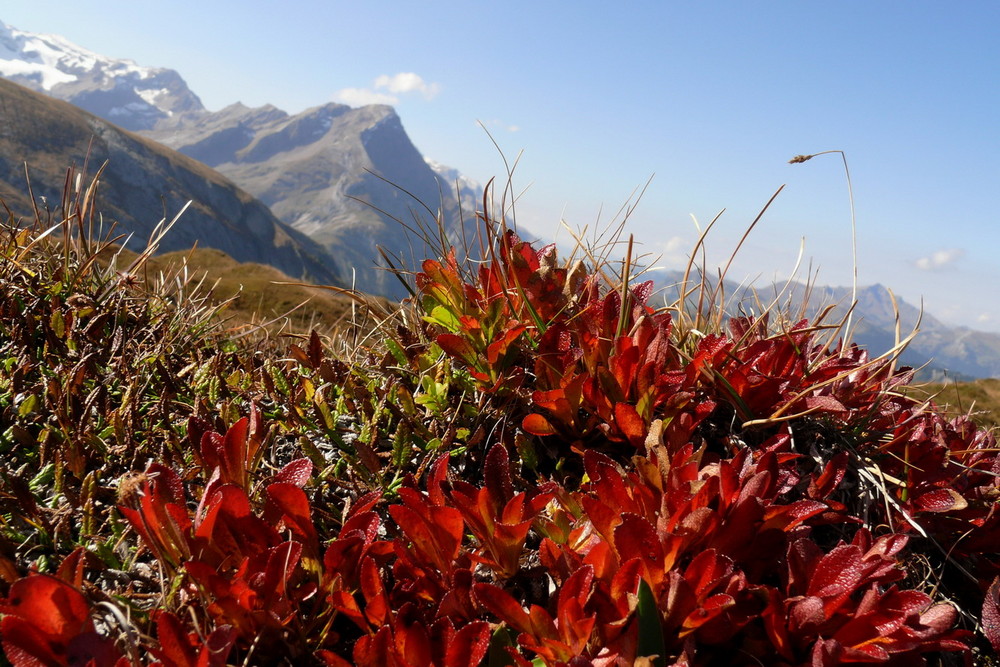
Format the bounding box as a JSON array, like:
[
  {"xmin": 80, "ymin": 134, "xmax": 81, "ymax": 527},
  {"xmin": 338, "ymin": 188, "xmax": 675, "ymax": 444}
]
[{"xmin": 4, "ymin": 2, "xmax": 1000, "ymax": 330}]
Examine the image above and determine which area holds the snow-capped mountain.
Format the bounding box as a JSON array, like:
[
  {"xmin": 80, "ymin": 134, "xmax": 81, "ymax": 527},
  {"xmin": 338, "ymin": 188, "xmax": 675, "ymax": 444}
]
[
  {"xmin": 0, "ymin": 77, "xmax": 344, "ymax": 285},
  {"xmin": 0, "ymin": 17, "xmax": 486, "ymax": 299},
  {"xmin": 0, "ymin": 18, "xmax": 203, "ymax": 130}
]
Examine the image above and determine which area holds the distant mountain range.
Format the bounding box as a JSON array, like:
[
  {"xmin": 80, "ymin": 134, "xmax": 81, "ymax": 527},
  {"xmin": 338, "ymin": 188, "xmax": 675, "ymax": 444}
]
[
  {"xmin": 3, "ymin": 17, "xmax": 1000, "ymax": 378},
  {"xmin": 651, "ymin": 271, "xmax": 1000, "ymax": 380},
  {"xmin": 0, "ymin": 18, "xmax": 480, "ymax": 300},
  {"xmin": 799, "ymin": 282, "xmax": 1000, "ymax": 381},
  {"xmin": 0, "ymin": 77, "xmax": 342, "ymax": 285}
]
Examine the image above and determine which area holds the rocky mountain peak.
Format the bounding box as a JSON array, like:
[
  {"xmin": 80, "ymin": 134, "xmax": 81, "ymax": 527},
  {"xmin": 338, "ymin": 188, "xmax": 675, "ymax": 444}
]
[
  {"xmin": 1, "ymin": 19, "xmax": 486, "ymax": 300},
  {"xmin": 0, "ymin": 19, "xmax": 204, "ymax": 130}
]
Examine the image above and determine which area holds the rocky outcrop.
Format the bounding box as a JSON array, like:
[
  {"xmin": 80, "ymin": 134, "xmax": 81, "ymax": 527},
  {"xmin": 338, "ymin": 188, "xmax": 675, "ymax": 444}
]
[{"xmin": 146, "ymin": 102, "xmax": 482, "ymax": 299}]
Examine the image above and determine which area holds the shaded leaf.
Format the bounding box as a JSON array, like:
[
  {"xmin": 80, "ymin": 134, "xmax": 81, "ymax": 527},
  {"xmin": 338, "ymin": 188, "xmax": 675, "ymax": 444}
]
[
  {"xmin": 984, "ymin": 576, "xmax": 1000, "ymax": 653},
  {"xmin": 636, "ymin": 578, "xmax": 666, "ymax": 667}
]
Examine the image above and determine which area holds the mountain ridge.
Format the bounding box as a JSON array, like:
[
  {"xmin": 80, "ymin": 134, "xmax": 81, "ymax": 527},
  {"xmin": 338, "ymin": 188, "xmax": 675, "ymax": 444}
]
[
  {"xmin": 2, "ymin": 17, "xmax": 483, "ymax": 300},
  {"xmin": 648, "ymin": 269, "xmax": 1000, "ymax": 379},
  {"xmin": 0, "ymin": 76, "xmax": 343, "ymax": 286},
  {"xmin": 143, "ymin": 99, "xmax": 482, "ymax": 299},
  {"xmin": 0, "ymin": 18, "xmax": 204, "ymax": 130},
  {"xmin": 4, "ymin": 18, "xmax": 1000, "ymax": 378}
]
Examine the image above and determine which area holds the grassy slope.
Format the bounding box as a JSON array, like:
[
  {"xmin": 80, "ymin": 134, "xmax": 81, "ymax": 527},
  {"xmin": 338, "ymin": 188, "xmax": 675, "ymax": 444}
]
[
  {"xmin": 913, "ymin": 378, "xmax": 1000, "ymax": 429},
  {"xmin": 113, "ymin": 245, "xmax": 394, "ymax": 336}
]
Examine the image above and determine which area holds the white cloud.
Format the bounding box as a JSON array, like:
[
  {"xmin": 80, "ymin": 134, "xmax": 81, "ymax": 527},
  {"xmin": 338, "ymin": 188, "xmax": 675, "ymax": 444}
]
[
  {"xmin": 332, "ymin": 87, "xmax": 398, "ymax": 106},
  {"xmin": 641, "ymin": 235, "xmax": 689, "ymax": 270},
  {"xmin": 333, "ymin": 72, "xmax": 441, "ymax": 107},
  {"xmin": 374, "ymin": 72, "xmax": 441, "ymax": 99},
  {"xmin": 661, "ymin": 235, "xmax": 685, "ymax": 253},
  {"xmin": 914, "ymin": 248, "xmax": 965, "ymax": 271}
]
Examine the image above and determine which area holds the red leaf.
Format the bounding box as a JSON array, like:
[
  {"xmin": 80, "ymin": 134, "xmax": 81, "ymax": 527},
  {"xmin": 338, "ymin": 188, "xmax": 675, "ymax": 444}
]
[
  {"xmin": 154, "ymin": 611, "xmax": 200, "ymax": 667},
  {"xmin": 389, "ymin": 491, "xmax": 464, "ymax": 571},
  {"xmin": 275, "ymin": 458, "xmax": 313, "ymax": 488},
  {"xmin": 0, "ymin": 618, "xmax": 62, "ymax": 666},
  {"xmin": 395, "ymin": 614, "xmax": 432, "ymax": 666},
  {"xmin": 802, "ymin": 396, "xmax": 848, "ymax": 414},
  {"xmin": 685, "ymin": 550, "xmax": 733, "ymax": 598},
  {"xmin": 200, "ymin": 431, "xmax": 225, "ymax": 475},
  {"xmin": 984, "ymin": 576, "xmax": 1000, "ymax": 653},
  {"xmin": 345, "ymin": 490, "xmax": 382, "ymax": 525},
  {"xmin": 762, "ymin": 500, "xmax": 828, "ymax": 532},
  {"xmin": 809, "ymin": 451, "xmax": 850, "ymax": 499},
  {"xmin": 148, "ymin": 463, "xmax": 187, "ymax": 506},
  {"xmin": 484, "ymin": 443, "xmax": 514, "ymax": 508},
  {"xmin": 556, "ymin": 566, "xmax": 596, "ymax": 653},
  {"xmin": 444, "ymin": 621, "xmax": 491, "ymax": 667},
  {"xmin": 486, "ymin": 324, "xmax": 527, "ymax": 366},
  {"xmin": 55, "ymin": 546, "xmax": 87, "ymax": 589},
  {"xmin": 912, "ymin": 487, "xmax": 969, "ymax": 513},
  {"xmin": 790, "ymin": 596, "xmax": 826, "ymax": 634},
  {"xmin": 427, "ymin": 454, "xmax": 450, "ymax": 507},
  {"xmin": 309, "ymin": 330, "xmax": 325, "ymax": 367},
  {"xmin": 631, "ymin": 280, "xmax": 654, "ymax": 306},
  {"xmin": 614, "ymin": 402, "xmax": 646, "ymax": 446},
  {"xmin": 437, "ymin": 333, "xmax": 479, "ymax": 367},
  {"xmin": 361, "ymin": 556, "xmax": 388, "ymax": 628},
  {"xmin": 289, "ymin": 343, "xmax": 311, "ymax": 367},
  {"xmin": 614, "ymin": 515, "xmax": 664, "ymax": 585},
  {"xmin": 474, "ymin": 582, "xmax": 534, "ymax": 635},
  {"xmin": 263, "ymin": 541, "xmax": 303, "ymax": 606},
  {"xmin": 267, "ymin": 482, "xmax": 318, "ymax": 548},
  {"xmin": 808, "ymin": 545, "xmax": 861, "ymax": 596},
  {"xmin": 522, "ymin": 413, "xmax": 557, "ymax": 436},
  {"xmin": 315, "ymin": 650, "xmax": 354, "ymax": 667},
  {"xmin": 0, "ymin": 574, "xmax": 93, "ymax": 662},
  {"xmin": 221, "ymin": 416, "xmax": 250, "ymax": 487},
  {"xmin": 811, "ymin": 638, "xmax": 844, "ymax": 667}
]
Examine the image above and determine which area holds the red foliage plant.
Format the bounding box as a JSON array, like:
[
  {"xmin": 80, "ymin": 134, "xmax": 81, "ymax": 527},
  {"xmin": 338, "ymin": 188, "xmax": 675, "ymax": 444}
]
[{"xmin": 4, "ymin": 233, "xmax": 1000, "ymax": 665}]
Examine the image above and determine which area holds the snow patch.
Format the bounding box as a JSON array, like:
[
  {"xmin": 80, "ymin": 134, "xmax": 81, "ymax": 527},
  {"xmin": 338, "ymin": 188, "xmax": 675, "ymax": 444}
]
[
  {"xmin": 136, "ymin": 87, "xmax": 172, "ymax": 115},
  {"xmin": 0, "ymin": 19, "xmax": 156, "ymax": 91},
  {"xmin": 0, "ymin": 58, "xmax": 75, "ymax": 89},
  {"xmin": 426, "ymin": 158, "xmax": 481, "ymax": 192}
]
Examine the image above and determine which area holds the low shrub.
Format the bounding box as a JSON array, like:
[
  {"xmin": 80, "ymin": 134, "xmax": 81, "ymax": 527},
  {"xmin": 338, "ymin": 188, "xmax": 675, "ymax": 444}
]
[{"xmin": 1, "ymin": 175, "xmax": 998, "ymax": 665}]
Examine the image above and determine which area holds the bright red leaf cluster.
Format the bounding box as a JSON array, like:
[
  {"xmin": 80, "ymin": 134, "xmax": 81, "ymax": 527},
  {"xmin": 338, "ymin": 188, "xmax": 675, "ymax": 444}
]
[{"xmin": 4, "ymin": 231, "xmax": 1000, "ymax": 664}]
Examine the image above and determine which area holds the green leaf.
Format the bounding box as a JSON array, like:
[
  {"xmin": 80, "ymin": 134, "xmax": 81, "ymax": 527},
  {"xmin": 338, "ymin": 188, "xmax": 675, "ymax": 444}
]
[
  {"xmin": 29, "ymin": 464, "xmax": 55, "ymax": 494},
  {"xmin": 50, "ymin": 309, "xmax": 65, "ymax": 339},
  {"xmin": 487, "ymin": 625, "xmax": 517, "ymax": 667},
  {"xmin": 637, "ymin": 578, "xmax": 666, "ymax": 667},
  {"xmin": 385, "ymin": 337, "xmax": 409, "ymax": 366},
  {"xmin": 514, "ymin": 434, "xmax": 539, "ymax": 472},
  {"xmin": 17, "ymin": 393, "xmax": 39, "ymax": 417},
  {"xmin": 267, "ymin": 361, "xmax": 291, "ymax": 396},
  {"xmin": 427, "ymin": 304, "xmax": 462, "ymax": 331},
  {"xmin": 298, "ymin": 435, "xmax": 329, "ymax": 470}
]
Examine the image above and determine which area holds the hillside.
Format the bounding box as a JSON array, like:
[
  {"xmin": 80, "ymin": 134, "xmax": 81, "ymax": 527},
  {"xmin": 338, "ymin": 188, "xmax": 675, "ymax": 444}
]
[
  {"xmin": 913, "ymin": 378, "xmax": 1000, "ymax": 429},
  {"xmin": 134, "ymin": 246, "xmax": 392, "ymax": 335},
  {"xmin": 2, "ymin": 17, "xmax": 482, "ymax": 300},
  {"xmin": 0, "ymin": 77, "xmax": 344, "ymax": 285}
]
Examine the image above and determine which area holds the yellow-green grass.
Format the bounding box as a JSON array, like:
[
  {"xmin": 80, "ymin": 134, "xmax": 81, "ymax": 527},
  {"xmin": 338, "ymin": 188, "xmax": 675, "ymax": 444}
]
[
  {"xmin": 909, "ymin": 378, "xmax": 1000, "ymax": 429},
  {"xmin": 114, "ymin": 245, "xmax": 394, "ymax": 336}
]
